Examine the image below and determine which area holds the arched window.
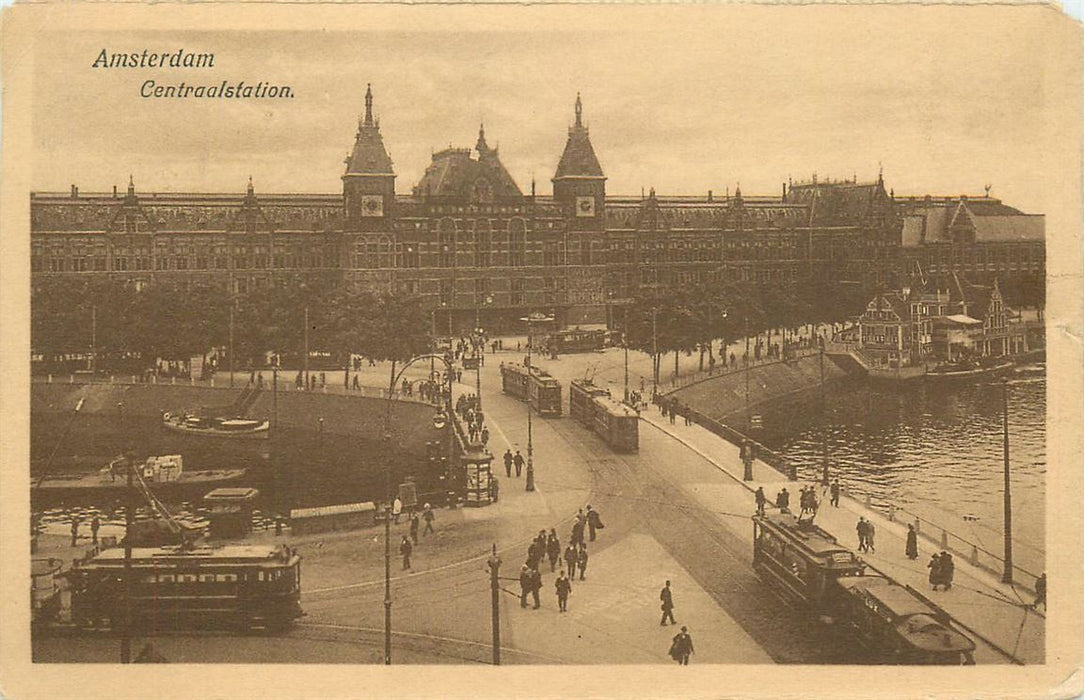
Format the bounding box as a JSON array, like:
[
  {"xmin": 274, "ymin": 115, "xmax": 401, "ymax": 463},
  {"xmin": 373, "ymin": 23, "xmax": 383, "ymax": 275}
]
[
  {"xmin": 509, "ymin": 218, "xmax": 526, "ymax": 267},
  {"xmin": 476, "ymin": 219, "xmax": 491, "ymax": 267},
  {"xmin": 439, "ymin": 218, "xmax": 456, "ymax": 268}
]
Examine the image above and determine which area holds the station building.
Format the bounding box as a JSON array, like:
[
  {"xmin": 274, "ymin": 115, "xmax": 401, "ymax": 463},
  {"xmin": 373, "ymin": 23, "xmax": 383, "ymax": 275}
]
[{"xmin": 29, "ymin": 87, "xmax": 1045, "ymax": 333}]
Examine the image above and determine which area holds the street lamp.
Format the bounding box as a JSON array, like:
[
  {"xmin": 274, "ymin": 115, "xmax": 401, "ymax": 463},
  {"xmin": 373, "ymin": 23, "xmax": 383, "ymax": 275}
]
[
  {"xmin": 380, "ymin": 352, "xmax": 456, "ymax": 664},
  {"xmin": 1001, "ymin": 378, "xmax": 1013, "ymax": 584},
  {"xmin": 520, "ymin": 311, "xmax": 554, "ymax": 492}
]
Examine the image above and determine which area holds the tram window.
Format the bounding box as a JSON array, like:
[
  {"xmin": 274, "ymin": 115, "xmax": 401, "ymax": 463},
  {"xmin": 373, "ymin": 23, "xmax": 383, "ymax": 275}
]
[
  {"xmin": 783, "ymin": 551, "xmax": 807, "ymax": 580},
  {"xmin": 202, "ymin": 574, "xmax": 215, "ymax": 582},
  {"xmin": 221, "ymin": 573, "xmax": 237, "ymax": 582}
]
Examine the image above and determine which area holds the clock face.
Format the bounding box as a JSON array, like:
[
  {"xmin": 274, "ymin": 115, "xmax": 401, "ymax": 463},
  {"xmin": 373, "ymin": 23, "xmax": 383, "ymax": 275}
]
[
  {"xmin": 360, "ymin": 194, "xmax": 384, "ymax": 217},
  {"xmin": 576, "ymin": 196, "xmax": 596, "ymax": 217}
]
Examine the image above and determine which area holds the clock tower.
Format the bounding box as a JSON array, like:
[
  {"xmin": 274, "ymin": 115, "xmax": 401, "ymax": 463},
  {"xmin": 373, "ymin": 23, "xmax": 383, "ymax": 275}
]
[
  {"xmin": 343, "ymin": 84, "xmax": 396, "ymax": 230},
  {"xmin": 553, "ymin": 93, "xmax": 606, "ymax": 231}
]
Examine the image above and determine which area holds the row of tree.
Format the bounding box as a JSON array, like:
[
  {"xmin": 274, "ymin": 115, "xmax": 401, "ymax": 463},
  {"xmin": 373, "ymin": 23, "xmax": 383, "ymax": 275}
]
[
  {"xmin": 31, "ymin": 277, "xmax": 432, "ymax": 382},
  {"xmin": 620, "ymin": 279, "xmax": 872, "ymax": 384}
]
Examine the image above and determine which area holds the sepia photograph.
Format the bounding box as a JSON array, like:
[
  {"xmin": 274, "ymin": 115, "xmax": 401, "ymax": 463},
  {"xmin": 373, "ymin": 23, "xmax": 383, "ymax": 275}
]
[{"xmin": 2, "ymin": 3, "xmax": 1081, "ymax": 698}]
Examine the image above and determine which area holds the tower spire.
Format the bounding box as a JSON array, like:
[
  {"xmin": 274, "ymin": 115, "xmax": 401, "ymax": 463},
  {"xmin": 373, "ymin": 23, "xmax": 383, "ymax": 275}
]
[
  {"xmin": 364, "ymin": 83, "xmax": 374, "ymax": 127},
  {"xmin": 574, "ymin": 92, "xmax": 583, "ymax": 128},
  {"xmin": 476, "ymin": 122, "xmax": 489, "ymax": 155}
]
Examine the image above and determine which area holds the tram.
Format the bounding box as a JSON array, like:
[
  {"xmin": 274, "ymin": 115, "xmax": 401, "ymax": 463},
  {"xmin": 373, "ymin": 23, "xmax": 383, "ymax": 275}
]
[
  {"xmin": 500, "ymin": 362, "xmax": 563, "ymax": 417},
  {"xmin": 568, "ymin": 378, "xmax": 639, "ymax": 452},
  {"xmin": 752, "ymin": 513, "xmax": 975, "ymax": 664},
  {"xmin": 544, "ymin": 328, "xmax": 615, "ymax": 354},
  {"xmin": 67, "ymin": 543, "xmax": 303, "ymax": 633}
]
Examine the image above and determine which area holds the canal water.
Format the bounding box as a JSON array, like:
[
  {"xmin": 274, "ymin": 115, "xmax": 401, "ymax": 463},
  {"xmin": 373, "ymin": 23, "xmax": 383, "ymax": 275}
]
[
  {"xmin": 30, "ymin": 413, "xmax": 438, "ymax": 535},
  {"xmin": 753, "ymin": 364, "xmax": 1046, "ymax": 571}
]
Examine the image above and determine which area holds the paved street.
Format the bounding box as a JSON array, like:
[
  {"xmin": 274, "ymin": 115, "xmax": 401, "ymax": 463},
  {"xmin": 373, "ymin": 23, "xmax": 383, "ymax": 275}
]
[{"xmin": 35, "ymin": 338, "xmax": 1043, "ymax": 664}]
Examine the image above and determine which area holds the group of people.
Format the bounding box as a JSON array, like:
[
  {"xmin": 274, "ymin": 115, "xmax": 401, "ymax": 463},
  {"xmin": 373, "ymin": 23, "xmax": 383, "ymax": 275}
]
[
  {"xmin": 455, "ymin": 394, "xmax": 489, "ymax": 446},
  {"xmin": 518, "ymin": 506, "xmax": 605, "ymax": 613},
  {"xmin": 502, "ymin": 448, "xmax": 526, "ymax": 479},
  {"xmin": 855, "ymin": 516, "xmax": 877, "ymax": 553},
  {"xmin": 659, "ymin": 398, "xmax": 693, "ymax": 426},
  {"xmin": 69, "ymin": 515, "xmax": 102, "ymax": 547},
  {"xmin": 927, "ymin": 550, "xmax": 955, "ymax": 591},
  {"xmin": 397, "ymin": 503, "xmax": 437, "ymax": 570}
]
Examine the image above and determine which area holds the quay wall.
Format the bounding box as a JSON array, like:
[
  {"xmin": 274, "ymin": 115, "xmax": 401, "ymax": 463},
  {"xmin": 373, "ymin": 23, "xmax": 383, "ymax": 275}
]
[
  {"xmin": 30, "ymin": 381, "xmax": 440, "ymax": 449},
  {"xmin": 667, "ymin": 353, "xmax": 851, "ymax": 427}
]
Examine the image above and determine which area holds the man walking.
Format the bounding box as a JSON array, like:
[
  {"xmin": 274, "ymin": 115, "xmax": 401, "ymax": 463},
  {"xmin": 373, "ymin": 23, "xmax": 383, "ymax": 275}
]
[
  {"xmin": 513, "ymin": 450, "xmax": 524, "ymax": 478},
  {"xmin": 530, "ymin": 567, "xmax": 543, "ymax": 609},
  {"xmin": 503, "ymin": 449, "xmax": 513, "ymax": 478},
  {"xmin": 519, "ymin": 565, "xmax": 532, "ymax": 608},
  {"xmin": 555, "ymin": 570, "xmax": 572, "ymax": 612},
  {"xmin": 669, "ymin": 626, "xmax": 694, "ymax": 665},
  {"xmin": 400, "ymin": 536, "xmax": 413, "ymax": 570},
  {"xmin": 564, "ymin": 543, "xmax": 579, "ymax": 580},
  {"xmin": 577, "ymin": 544, "xmax": 589, "ymax": 581},
  {"xmin": 660, "ymin": 580, "xmax": 676, "ymax": 626},
  {"xmin": 422, "ymin": 503, "xmax": 435, "ymax": 535},
  {"xmin": 409, "ymin": 512, "xmax": 420, "ymax": 545},
  {"xmin": 754, "ymin": 487, "xmax": 766, "ymax": 516},
  {"xmin": 905, "ymin": 523, "xmax": 918, "ymax": 560},
  {"xmin": 70, "ymin": 518, "xmax": 80, "ymax": 547},
  {"xmin": 586, "ymin": 505, "xmax": 604, "ymax": 542},
  {"xmin": 90, "ymin": 516, "xmax": 101, "ymax": 546},
  {"xmin": 776, "ymin": 487, "xmax": 790, "ymax": 513},
  {"xmin": 856, "ymin": 517, "xmax": 868, "ymax": 552},
  {"xmin": 866, "ymin": 520, "xmax": 876, "ymax": 553},
  {"xmin": 830, "ymin": 479, "xmax": 841, "ymax": 507},
  {"xmin": 571, "ymin": 515, "xmax": 586, "ymax": 548},
  {"xmin": 546, "ymin": 530, "xmax": 561, "ymax": 572}
]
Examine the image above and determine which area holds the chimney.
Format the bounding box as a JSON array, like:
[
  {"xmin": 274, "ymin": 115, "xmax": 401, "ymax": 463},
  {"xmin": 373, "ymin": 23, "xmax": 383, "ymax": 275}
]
[
  {"xmin": 707, "ymin": 190, "xmax": 713, "ymax": 203},
  {"xmin": 113, "ymin": 185, "xmax": 118, "ymax": 198},
  {"xmin": 70, "ymin": 184, "xmax": 78, "ymax": 198}
]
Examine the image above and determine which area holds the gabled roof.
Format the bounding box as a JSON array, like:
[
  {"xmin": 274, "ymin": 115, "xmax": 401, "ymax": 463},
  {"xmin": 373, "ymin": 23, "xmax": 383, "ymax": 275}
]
[
  {"xmin": 344, "ymin": 85, "xmax": 394, "ymax": 177},
  {"xmin": 414, "ymin": 141, "xmax": 523, "ymax": 201},
  {"xmin": 553, "ymin": 94, "xmax": 605, "ymax": 180}
]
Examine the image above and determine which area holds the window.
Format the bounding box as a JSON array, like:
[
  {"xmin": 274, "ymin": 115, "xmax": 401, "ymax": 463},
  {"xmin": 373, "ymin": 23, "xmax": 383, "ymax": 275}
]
[
  {"xmin": 402, "ymin": 244, "xmax": 419, "ymax": 269},
  {"xmin": 510, "ymin": 219, "xmax": 526, "ymax": 267}
]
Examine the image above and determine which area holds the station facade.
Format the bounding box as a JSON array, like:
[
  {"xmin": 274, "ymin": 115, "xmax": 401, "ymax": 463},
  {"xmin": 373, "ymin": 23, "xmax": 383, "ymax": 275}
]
[{"xmin": 29, "ymin": 87, "xmax": 1045, "ymax": 333}]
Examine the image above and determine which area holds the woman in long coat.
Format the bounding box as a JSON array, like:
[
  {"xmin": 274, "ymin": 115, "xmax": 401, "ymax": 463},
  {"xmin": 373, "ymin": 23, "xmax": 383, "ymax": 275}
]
[
  {"xmin": 905, "ymin": 524, "xmax": 919, "ymax": 560},
  {"xmin": 927, "ymin": 553, "xmax": 942, "ymax": 590}
]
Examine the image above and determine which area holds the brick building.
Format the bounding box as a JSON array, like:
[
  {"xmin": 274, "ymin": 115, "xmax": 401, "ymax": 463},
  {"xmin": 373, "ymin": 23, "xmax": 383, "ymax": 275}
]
[{"xmin": 29, "ymin": 88, "xmax": 1045, "ymax": 334}]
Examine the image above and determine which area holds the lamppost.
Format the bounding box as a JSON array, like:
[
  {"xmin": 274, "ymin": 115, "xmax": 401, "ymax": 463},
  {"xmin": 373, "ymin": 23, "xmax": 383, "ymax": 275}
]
[
  {"xmin": 521, "ymin": 312, "xmax": 554, "ymax": 493},
  {"xmin": 651, "ymin": 307, "xmax": 659, "ymax": 398},
  {"xmin": 820, "ymin": 345, "xmax": 829, "ymax": 486},
  {"xmin": 380, "ymin": 353, "xmax": 455, "ymax": 664},
  {"xmin": 1001, "ymin": 378, "xmax": 1014, "ymax": 584},
  {"xmin": 475, "ymin": 295, "xmax": 493, "ymax": 411},
  {"xmin": 622, "ymin": 305, "xmax": 630, "ymax": 404}
]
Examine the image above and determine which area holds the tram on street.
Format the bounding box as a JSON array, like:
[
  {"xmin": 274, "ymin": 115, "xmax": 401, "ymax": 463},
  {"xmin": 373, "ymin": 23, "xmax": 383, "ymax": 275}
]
[
  {"xmin": 67, "ymin": 543, "xmax": 303, "ymax": 633},
  {"xmin": 500, "ymin": 362, "xmax": 563, "ymax": 417},
  {"xmin": 752, "ymin": 512, "xmax": 975, "ymax": 664},
  {"xmin": 569, "ymin": 378, "xmax": 639, "ymax": 452},
  {"xmin": 544, "ymin": 328, "xmax": 615, "ymax": 354}
]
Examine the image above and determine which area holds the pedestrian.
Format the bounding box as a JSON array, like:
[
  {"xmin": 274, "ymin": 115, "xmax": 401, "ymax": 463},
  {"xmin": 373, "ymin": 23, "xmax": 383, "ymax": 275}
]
[
  {"xmin": 660, "ymin": 580, "xmax": 676, "ymax": 626},
  {"xmin": 586, "ymin": 505, "xmax": 605, "ymax": 541},
  {"xmin": 409, "ymin": 512, "xmax": 419, "ymax": 544},
  {"xmin": 519, "ymin": 565, "xmax": 532, "ymax": 608},
  {"xmin": 856, "ymin": 517, "xmax": 868, "ymax": 552},
  {"xmin": 905, "ymin": 523, "xmax": 918, "ymax": 560},
  {"xmin": 1033, "ymin": 573, "xmax": 1046, "ymax": 610},
  {"xmin": 90, "ymin": 516, "xmax": 101, "ymax": 545},
  {"xmin": 489, "ymin": 476, "xmax": 499, "ymax": 502},
  {"xmin": 928, "ymin": 553, "xmax": 942, "ymax": 591},
  {"xmin": 546, "ymin": 530, "xmax": 561, "ymax": 572},
  {"xmin": 555, "ymin": 570, "xmax": 572, "ymax": 612},
  {"xmin": 830, "ymin": 479, "xmax": 841, "ymax": 507},
  {"xmin": 527, "ymin": 540, "xmax": 541, "ymax": 570},
  {"xmin": 530, "ymin": 567, "xmax": 542, "ymax": 609},
  {"xmin": 577, "ymin": 544, "xmax": 589, "ymax": 581},
  {"xmin": 393, "ymin": 496, "xmax": 403, "ymax": 524},
  {"xmin": 776, "ymin": 487, "xmax": 790, "ymax": 513},
  {"xmin": 940, "ymin": 551, "xmax": 954, "ymax": 589},
  {"xmin": 754, "ymin": 487, "xmax": 766, "ymax": 516},
  {"xmin": 422, "ymin": 503, "xmax": 435, "ymax": 535},
  {"xmin": 503, "ymin": 449, "xmax": 513, "ymax": 477},
  {"xmin": 669, "ymin": 626, "xmax": 694, "ymax": 665},
  {"xmin": 400, "ymin": 536, "xmax": 413, "ymax": 570},
  {"xmin": 866, "ymin": 520, "xmax": 876, "ymax": 553},
  {"xmin": 513, "ymin": 450, "xmax": 524, "ymax": 478},
  {"xmin": 564, "ymin": 543, "xmax": 578, "ymax": 580},
  {"xmin": 352, "ymin": 374, "xmax": 360, "ymax": 390},
  {"xmin": 571, "ymin": 517, "xmax": 585, "ymax": 548},
  {"xmin": 70, "ymin": 518, "xmax": 80, "ymax": 547},
  {"xmin": 480, "ymin": 427, "xmax": 489, "ymax": 446}
]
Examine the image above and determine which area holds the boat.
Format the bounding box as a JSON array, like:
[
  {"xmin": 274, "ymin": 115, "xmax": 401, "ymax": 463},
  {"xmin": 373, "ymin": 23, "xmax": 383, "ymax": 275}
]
[
  {"xmin": 32, "ymin": 454, "xmax": 247, "ymax": 505},
  {"xmin": 162, "ymin": 412, "xmax": 269, "ymax": 438},
  {"xmin": 925, "ymin": 359, "xmax": 1014, "ymax": 382}
]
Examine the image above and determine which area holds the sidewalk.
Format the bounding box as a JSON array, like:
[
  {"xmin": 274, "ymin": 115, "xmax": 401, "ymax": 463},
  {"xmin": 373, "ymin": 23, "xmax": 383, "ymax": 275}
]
[{"xmin": 637, "ymin": 408, "xmax": 1046, "ymax": 664}]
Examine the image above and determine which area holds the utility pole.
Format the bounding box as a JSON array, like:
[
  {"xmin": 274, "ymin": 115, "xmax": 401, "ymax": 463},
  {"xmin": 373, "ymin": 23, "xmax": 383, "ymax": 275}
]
[
  {"xmin": 121, "ymin": 451, "xmax": 133, "ymax": 663},
  {"xmin": 303, "ymin": 306, "xmax": 310, "ymax": 391},
  {"xmin": 89, "ymin": 305, "xmax": 97, "ymax": 373},
  {"xmin": 1001, "ymin": 379, "xmax": 1014, "ymax": 584},
  {"xmin": 744, "ymin": 315, "xmax": 751, "ymax": 427},
  {"xmin": 525, "ymin": 317, "xmax": 535, "ymax": 492},
  {"xmin": 651, "ymin": 308, "xmax": 658, "ymax": 397},
  {"xmin": 487, "ymin": 544, "xmax": 502, "ymax": 665},
  {"xmin": 229, "ymin": 305, "xmax": 235, "ymax": 388},
  {"xmin": 820, "ymin": 346, "xmax": 829, "ymax": 486},
  {"xmin": 623, "ymin": 306, "xmax": 630, "ymax": 404}
]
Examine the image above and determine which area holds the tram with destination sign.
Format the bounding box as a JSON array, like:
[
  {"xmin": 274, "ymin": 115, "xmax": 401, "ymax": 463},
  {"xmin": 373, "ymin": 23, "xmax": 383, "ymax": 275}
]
[
  {"xmin": 752, "ymin": 512, "xmax": 975, "ymax": 664},
  {"xmin": 569, "ymin": 378, "xmax": 639, "ymax": 452},
  {"xmin": 67, "ymin": 543, "xmax": 303, "ymax": 633},
  {"xmin": 500, "ymin": 362, "xmax": 563, "ymax": 417}
]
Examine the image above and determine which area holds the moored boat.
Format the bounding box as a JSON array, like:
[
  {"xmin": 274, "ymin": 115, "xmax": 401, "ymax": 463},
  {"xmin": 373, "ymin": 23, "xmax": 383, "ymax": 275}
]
[
  {"xmin": 926, "ymin": 359, "xmax": 1014, "ymax": 382},
  {"xmin": 163, "ymin": 412, "xmax": 269, "ymax": 438},
  {"xmin": 32, "ymin": 454, "xmax": 247, "ymax": 505}
]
